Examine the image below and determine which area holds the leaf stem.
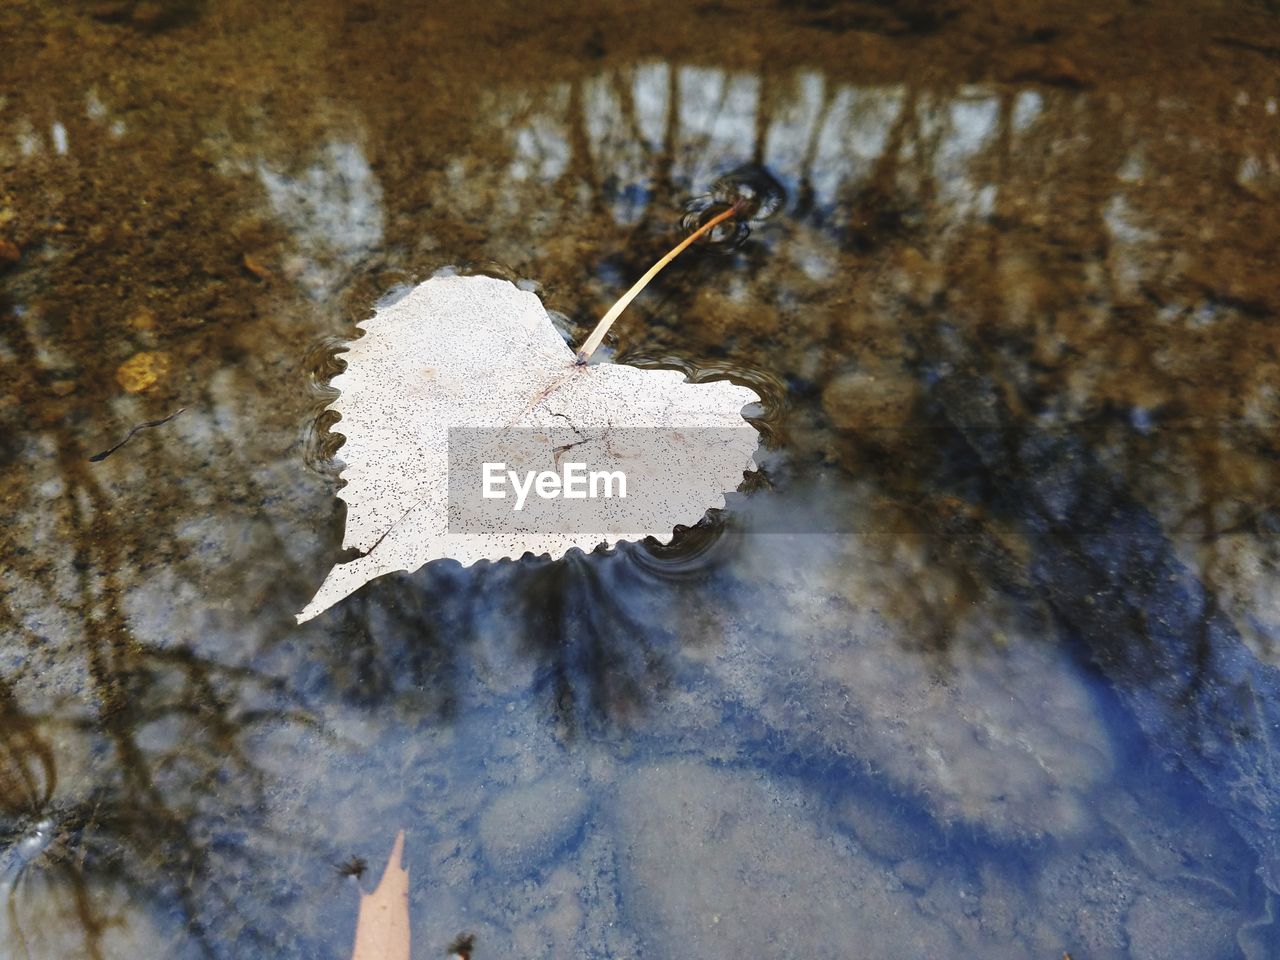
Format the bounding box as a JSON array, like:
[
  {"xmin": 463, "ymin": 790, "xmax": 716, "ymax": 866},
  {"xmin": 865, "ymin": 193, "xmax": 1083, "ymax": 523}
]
[{"xmin": 575, "ymin": 202, "xmax": 741, "ymax": 364}]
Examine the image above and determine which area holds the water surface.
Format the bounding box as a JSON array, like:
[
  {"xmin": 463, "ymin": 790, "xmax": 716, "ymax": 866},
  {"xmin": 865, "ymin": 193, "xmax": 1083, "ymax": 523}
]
[{"xmin": 2, "ymin": 2, "xmax": 1279, "ymax": 958}]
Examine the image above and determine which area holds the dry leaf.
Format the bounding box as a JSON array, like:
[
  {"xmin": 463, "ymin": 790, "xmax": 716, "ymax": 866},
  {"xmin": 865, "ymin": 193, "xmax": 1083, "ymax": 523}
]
[
  {"xmin": 350, "ymin": 831, "xmax": 410, "ymax": 960},
  {"xmin": 298, "ymin": 274, "xmax": 760, "ymax": 622},
  {"xmin": 243, "ymin": 251, "xmax": 273, "ymax": 280}
]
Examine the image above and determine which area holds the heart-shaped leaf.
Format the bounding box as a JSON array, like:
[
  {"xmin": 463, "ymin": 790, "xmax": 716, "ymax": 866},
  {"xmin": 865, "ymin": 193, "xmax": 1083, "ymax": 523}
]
[{"xmin": 298, "ymin": 274, "xmax": 760, "ymax": 622}]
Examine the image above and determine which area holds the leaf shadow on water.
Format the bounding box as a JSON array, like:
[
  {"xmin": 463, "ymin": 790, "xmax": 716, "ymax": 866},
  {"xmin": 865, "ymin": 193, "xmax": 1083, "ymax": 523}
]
[{"xmin": 293, "ymin": 532, "xmax": 725, "ymax": 738}]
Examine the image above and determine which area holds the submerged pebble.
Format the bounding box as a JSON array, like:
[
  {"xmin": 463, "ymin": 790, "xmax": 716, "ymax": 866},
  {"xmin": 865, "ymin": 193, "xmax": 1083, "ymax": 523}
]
[{"xmin": 114, "ymin": 351, "xmax": 172, "ymax": 393}]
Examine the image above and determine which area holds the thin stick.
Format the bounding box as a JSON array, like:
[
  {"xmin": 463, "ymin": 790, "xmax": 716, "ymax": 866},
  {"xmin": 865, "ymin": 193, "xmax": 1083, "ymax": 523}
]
[
  {"xmin": 575, "ymin": 203, "xmax": 740, "ymax": 363},
  {"xmin": 88, "ymin": 407, "xmax": 186, "ymax": 462}
]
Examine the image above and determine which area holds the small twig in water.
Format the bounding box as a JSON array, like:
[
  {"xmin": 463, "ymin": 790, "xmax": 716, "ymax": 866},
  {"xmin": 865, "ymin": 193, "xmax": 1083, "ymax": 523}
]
[
  {"xmin": 88, "ymin": 407, "xmax": 186, "ymax": 462},
  {"xmin": 575, "ymin": 201, "xmax": 743, "ymax": 364}
]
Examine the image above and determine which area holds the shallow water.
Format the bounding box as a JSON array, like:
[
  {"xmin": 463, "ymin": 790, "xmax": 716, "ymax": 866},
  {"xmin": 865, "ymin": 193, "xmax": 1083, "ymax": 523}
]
[{"xmin": 2, "ymin": 1, "xmax": 1280, "ymax": 958}]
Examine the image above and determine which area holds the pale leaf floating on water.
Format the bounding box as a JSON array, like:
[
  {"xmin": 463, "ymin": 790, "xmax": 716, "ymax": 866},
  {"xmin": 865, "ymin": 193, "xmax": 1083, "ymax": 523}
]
[{"xmin": 298, "ymin": 274, "xmax": 760, "ymax": 623}]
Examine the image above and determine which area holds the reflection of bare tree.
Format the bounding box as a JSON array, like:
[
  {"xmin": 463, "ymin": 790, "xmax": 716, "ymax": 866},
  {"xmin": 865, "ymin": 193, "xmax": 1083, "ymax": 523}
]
[
  {"xmin": 498, "ymin": 550, "xmax": 682, "ymax": 736},
  {"xmin": 2, "ymin": 3, "xmax": 1280, "ymax": 951},
  {"xmin": 289, "ymin": 536, "xmax": 709, "ymax": 736},
  {"xmin": 295, "ymin": 59, "xmax": 1280, "ymax": 925},
  {"xmin": 0, "ymin": 677, "xmax": 56, "ymax": 820},
  {"xmin": 0, "ymin": 637, "xmax": 319, "ymax": 959},
  {"xmin": 917, "ymin": 356, "xmax": 1280, "ymax": 894},
  {"xmin": 0, "ymin": 343, "xmax": 337, "ymax": 957},
  {"xmin": 407, "ymin": 59, "xmax": 1280, "ymax": 899}
]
